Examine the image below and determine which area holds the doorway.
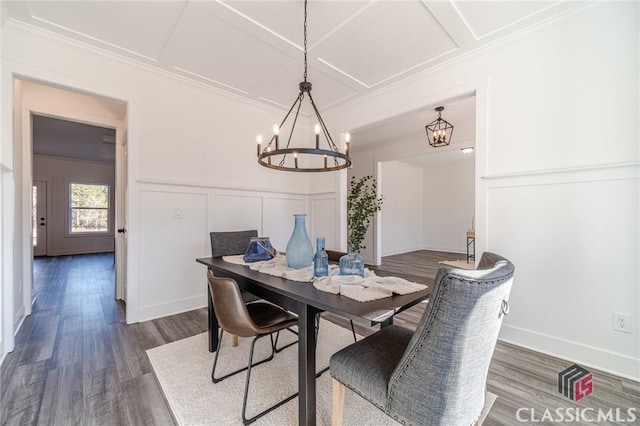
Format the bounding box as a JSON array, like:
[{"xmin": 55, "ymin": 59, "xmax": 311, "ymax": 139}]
[
  {"xmin": 348, "ymin": 94, "xmax": 477, "ymax": 265},
  {"xmin": 19, "ymin": 79, "xmax": 128, "ymax": 311}
]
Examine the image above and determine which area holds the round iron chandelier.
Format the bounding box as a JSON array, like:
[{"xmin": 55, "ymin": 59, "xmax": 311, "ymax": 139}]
[{"xmin": 256, "ymin": 0, "xmax": 352, "ymax": 172}]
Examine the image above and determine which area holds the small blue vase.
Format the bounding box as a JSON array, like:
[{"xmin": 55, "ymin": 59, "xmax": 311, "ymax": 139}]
[
  {"xmin": 313, "ymin": 237, "xmax": 329, "ymax": 277},
  {"xmin": 286, "ymin": 214, "xmax": 313, "ymax": 269},
  {"xmin": 339, "ymin": 251, "xmax": 364, "ymax": 277}
]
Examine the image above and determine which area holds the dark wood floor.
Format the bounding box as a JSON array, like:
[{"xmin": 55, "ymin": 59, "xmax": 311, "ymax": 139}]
[{"xmin": 2, "ymin": 252, "xmax": 638, "ymax": 425}]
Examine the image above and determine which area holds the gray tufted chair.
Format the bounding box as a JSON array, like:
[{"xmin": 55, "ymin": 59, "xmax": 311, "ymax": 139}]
[{"xmin": 330, "ymin": 252, "xmax": 514, "ymax": 426}]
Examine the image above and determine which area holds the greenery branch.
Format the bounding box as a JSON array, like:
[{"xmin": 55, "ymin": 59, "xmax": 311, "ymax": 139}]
[{"xmin": 347, "ymin": 175, "xmax": 383, "ymax": 253}]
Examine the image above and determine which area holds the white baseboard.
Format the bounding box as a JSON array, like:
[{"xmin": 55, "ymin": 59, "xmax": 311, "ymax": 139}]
[
  {"xmin": 422, "ymin": 245, "xmax": 466, "ymax": 255},
  {"xmin": 47, "ymin": 248, "xmax": 114, "ymax": 256},
  {"xmin": 13, "ymin": 305, "xmax": 25, "ymax": 334},
  {"xmin": 382, "ymin": 246, "xmax": 424, "ymax": 257},
  {"xmin": 137, "ymin": 295, "xmax": 206, "ymax": 323},
  {"xmin": 499, "ymin": 324, "xmax": 640, "ymax": 382}
]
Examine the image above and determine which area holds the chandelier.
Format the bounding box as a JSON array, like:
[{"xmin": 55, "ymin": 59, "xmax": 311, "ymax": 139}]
[
  {"xmin": 256, "ymin": 0, "xmax": 352, "ymax": 172},
  {"xmin": 425, "ymin": 106, "xmax": 454, "ymax": 148}
]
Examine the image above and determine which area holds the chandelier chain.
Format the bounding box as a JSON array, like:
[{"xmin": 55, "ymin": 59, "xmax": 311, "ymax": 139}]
[{"xmin": 303, "ymin": 0, "xmax": 308, "ymax": 82}]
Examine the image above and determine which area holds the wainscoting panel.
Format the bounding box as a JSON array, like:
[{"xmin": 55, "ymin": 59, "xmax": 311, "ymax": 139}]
[
  {"xmin": 212, "ymin": 194, "xmax": 263, "ymax": 235},
  {"xmin": 138, "ymin": 189, "xmax": 208, "ymax": 318},
  {"xmin": 310, "ymin": 197, "xmax": 338, "ymax": 250},
  {"xmin": 262, "ymin": 197, "xmax": 307, "ymax": 251},
  {"xmin": 486, "ymin": 163, "xmax": 639, "ymax": 380}
]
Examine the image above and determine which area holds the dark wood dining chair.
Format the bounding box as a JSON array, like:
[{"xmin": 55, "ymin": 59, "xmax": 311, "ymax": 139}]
[
  {"xmin": 208, "ymin": 271, "xmax": 299, "ymax": 425},
  {"xmin": 330, "ymin": 252, "xmax": 514, "ymax": 426}
]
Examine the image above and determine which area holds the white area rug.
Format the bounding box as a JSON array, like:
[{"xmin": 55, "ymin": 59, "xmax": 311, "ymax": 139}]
[
  {"xmin": 438, "ymin": 259, "xmax": 476, "ymax": 270},
  {"xmin": 147, "ymin": 320, "xmax": 496, "ymax": 425}
]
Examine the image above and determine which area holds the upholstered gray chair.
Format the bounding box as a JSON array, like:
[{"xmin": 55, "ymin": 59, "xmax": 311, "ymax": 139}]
[{"xmin": 330, "ymin": 252, "xmax": 514, "ymax": 426}]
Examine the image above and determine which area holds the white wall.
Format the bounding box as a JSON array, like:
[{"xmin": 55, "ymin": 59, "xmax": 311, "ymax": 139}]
[
  {"xmin": 422, "ymin": 159, "xmax": 475, "ymax": 253},
  {"xmin": 380, "ymin": 161, "xmax": 423, "ymax": 256},
  {"xmin": 327, "ymin": 2, "xmax": 639, "ymax": 380},
  {"xmin": 1, "ymin": 21, "xmax": 338, "ymax": 336},
  {"xmin": 33, "ymin": 155, "xmax": 115, "ymax": 255}
]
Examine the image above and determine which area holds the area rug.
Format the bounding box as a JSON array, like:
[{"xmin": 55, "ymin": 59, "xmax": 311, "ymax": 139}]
[
  {"xmin": 147, "ymin": 319, "xmax": 496, "ymax": 425},
  {"xmin": 438, "ymin": 259, "xmax": 476, "ymax": 270}
]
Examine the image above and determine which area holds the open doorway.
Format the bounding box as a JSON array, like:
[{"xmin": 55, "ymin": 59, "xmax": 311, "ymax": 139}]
[
  {"xmin": 349, "ymin": 95, "xmax": 476, "ymax": 265},
  {"xmin": 16, "ymin": 79, "xmax": 128, "ymax": 316},
  {"xmin": 32, "ymin": 115, "xmax": 116, "ymax": 258}
]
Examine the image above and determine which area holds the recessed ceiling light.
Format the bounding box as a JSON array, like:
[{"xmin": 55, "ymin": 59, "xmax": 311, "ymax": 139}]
[{"xmin": 461, "ymin": 147, "xmax": 474, "ymax": 154}]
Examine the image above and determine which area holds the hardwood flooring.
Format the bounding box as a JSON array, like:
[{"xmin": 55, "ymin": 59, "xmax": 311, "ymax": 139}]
[{"xmin": 1, "ymin": 252, "xmax": 638, "ymax": 425}]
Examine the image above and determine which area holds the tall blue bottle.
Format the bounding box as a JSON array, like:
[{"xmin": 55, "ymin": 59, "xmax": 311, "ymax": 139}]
[
  {"xmin": 313, "ymin": 237, "xmax": 329, "ymax": 277},
  {"xmin": 285, "ymin": 214, "xmax": 313, "ymax": 269}
]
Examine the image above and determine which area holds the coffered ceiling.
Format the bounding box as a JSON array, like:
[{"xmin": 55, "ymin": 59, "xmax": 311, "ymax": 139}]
[{"xmin": 4, "ymin": 0, "xmax": 583, "ymax": 113}]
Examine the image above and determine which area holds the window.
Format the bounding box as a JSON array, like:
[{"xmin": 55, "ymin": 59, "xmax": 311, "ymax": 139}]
[{"xmin": 69, "ymin": 183, "xmax": 109, "ymax": 234}]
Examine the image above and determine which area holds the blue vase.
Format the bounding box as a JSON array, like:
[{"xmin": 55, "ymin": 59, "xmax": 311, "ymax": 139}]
[
  {"xmin": 313, "ymin": 237, "xmax": 329, "ymax": 277},
  {"xmin": 286, "ymin": 214, "xmax": 313, "ymax": 269},
  {"xmin": 339, "ymin": 251, "xmax": 364, "ymax": 277}
]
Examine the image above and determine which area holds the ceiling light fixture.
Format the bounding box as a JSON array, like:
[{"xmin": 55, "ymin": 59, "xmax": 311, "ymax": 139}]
[
  {"xmin": 461, "ymin": 147, "xmax": 474, "ymax": 154},
  {"xmin": 425, "ymin": 106, "xmax": 454, "ymax": 148},
  {"xmin": 256, "ymin": 0, "xmax": 351, "ymax": 172}
]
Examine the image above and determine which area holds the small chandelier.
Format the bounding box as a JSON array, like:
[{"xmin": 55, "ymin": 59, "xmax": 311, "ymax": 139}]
[
  {"xmin": 425, "ymin": 106, "xmax": 454, "ymax": 148},
  {"xmin": 256, "ymin": 0, "xmax": 351, "ymax": 172}
]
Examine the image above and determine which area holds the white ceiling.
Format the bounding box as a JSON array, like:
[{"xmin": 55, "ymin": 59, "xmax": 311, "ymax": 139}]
[
  {"xmin": 352, "ymin": 94, "xmax": 475, "ymax": 149},
  {"xmin": 4, "ymin": 0, "xmax": 581, "ymax": 113},
  {"xmin": 6, "ymin": 1, "xmax": 583, "ymax": 163}
]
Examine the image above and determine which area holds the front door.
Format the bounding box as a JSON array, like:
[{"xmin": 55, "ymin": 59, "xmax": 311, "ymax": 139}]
[{"xmin": 33, "ymin": 180, "xmax": 47, "ymax": 256}]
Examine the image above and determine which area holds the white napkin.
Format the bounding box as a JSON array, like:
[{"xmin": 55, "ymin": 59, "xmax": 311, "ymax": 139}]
[{"xmin": 314, "ymin": 274, "xmax": 426, "ymax": 302}]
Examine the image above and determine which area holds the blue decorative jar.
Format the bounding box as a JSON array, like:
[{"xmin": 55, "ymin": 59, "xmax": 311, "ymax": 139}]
[
  {"xmin": 313, "ymin": 237, "xmax": 329, "ymax": 277},
  {"xmin": 286, "ymin": 214, "xmax": 313, "ymax": 269},
  {"xmin": 339, "ymin": 251, "xmax": 364, "ymax": 277}
]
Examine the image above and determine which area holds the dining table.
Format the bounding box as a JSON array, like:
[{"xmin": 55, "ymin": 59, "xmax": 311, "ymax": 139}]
[{"xmin": 196, "ymin": 256, "xmax": 431, "ymax": 426}]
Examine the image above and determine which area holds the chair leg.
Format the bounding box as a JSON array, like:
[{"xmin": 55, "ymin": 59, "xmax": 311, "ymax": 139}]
[
  {"xmin": 349, "ymin": 320, "xmax": 357, "ymax": 342},
  {"xmin": 242, "ymin": 334, "xmax": 298, "ymax": 425},
  {"xmin": 212, "ymin": 330, "xmax": 276, "ymax": 383},
  {"xmin": 273, "ymin": 328, "xmax": 298, "ymax": 353},
  {"xmin": 232, "ymin": 334, "xmax": 239, "ymax": 347},
  {"xmin": 332, "ymin": 378, "xmax": 345, "ymax": 426}
]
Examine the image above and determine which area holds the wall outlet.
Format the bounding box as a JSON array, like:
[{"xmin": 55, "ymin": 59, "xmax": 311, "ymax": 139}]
[
  {"xmin": 173, "ymin": 208, "xmax": 183, "ymax": 219},
  {"xmin": 613, "ymin": 312, "xmax": 632, "ymax": 333}
]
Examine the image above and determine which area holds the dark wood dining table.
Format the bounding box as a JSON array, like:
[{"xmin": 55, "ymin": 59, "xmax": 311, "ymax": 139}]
[{"xmin": 196, "ymin": 256, "xmax": 431, "ymax": 426}]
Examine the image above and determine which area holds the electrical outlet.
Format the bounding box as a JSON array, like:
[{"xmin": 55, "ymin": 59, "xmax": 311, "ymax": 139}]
[
  {"xmin": 613, "ymin": 312, "xmax": 632, "ymax": 333},
  {"xmin": 173, "ymin": 208, "xmax": 183, "ymax": 219}
]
